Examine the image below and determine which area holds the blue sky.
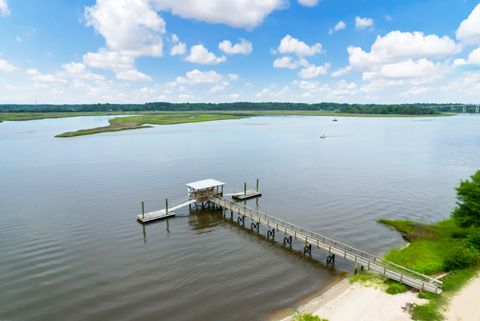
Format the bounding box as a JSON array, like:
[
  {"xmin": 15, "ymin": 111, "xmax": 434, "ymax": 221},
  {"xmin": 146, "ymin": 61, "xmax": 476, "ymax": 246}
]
[{"xmin": 0, "ymin": 0, "xmax": 479, "ymax": 104}]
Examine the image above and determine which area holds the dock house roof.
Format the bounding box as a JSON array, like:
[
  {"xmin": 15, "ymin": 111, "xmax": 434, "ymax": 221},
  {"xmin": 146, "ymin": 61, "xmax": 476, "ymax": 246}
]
[{"xmin": 186, "ymin": 179, "xmax": 225, "ymax": 190}]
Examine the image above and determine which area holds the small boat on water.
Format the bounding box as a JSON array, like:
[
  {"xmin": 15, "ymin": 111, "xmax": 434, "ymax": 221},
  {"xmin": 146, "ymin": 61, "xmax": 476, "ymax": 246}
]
[
  {"xmin": 333, "ymin": 118, "xmax": 338, "ymax": 122},
  {"xmin": 320, "ymin": 134, "xmax": 327, "ymax": 139}
]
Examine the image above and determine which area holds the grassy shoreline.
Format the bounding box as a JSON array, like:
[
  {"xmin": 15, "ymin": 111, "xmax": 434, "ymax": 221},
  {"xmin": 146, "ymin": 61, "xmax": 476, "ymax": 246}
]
[
  {"xmin": 0, "ymin": 110, "xmax": 453, "ymax": 138},
  {"xmin": 377, "ymin": 218, "xmax": 480, "ymax": 320}
]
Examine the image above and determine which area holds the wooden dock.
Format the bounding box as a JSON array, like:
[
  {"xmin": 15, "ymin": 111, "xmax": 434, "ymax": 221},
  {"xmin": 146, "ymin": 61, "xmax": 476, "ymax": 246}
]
[
  {"xmin": 210, "ymin": 196, "xmax": 443, "ymax": 294},
  {"xmin": 137, "ymin": 199, "xmax": 195, "ymax": 223},
  {"xmin": 232, "ymin": 189, "xmax": 262, "ymax": 201}
]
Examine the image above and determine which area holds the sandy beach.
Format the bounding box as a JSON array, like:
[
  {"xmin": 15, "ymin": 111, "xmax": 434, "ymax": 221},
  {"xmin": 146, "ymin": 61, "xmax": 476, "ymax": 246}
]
[
  {"xmin": 280, "ymin": 279, "xmax": 427, "ymax": 321},
  {"xmin": 446, "ymin": 274, "xmax": 480, "ymax": 321}
]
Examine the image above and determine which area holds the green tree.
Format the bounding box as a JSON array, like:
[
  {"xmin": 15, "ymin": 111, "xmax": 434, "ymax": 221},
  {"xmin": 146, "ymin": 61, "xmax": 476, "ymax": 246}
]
[{"xmin": 453, "ymin": 170, "xmax": 480, "ymax": 227}]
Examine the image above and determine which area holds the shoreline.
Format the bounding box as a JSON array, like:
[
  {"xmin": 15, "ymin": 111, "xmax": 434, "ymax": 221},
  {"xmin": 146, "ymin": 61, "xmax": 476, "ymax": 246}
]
[{"xmin": 277, "ymin": 278, "xmax": 428, "ymax": 321}]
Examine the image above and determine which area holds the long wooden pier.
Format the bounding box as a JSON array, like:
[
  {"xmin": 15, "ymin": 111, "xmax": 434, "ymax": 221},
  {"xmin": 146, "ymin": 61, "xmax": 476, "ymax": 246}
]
[{"xmin": 210, "ymin": 196, "xmax": 443, "ymax": 294}]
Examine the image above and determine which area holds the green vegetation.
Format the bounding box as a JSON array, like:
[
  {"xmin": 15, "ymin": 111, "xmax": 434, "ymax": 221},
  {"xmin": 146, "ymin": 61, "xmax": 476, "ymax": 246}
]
[
  {"xmin": 0, "ymin": 109, "xmax": 450, "ymax": 137},
  {"xmin": 290, "ymin": 310, "xmax": 328, "ymax": 321},
  {"xmin": 378, "ymin": 169, "xmax": 480, "ymax": 320},
  {"xmin": 54, "ymin": 113, "xmax": 244, "ymax": 137},
  {"xmin": 453, "ymin": 170, "xmax": 480, "ymax": 228},
  {"xmin": 0, "ymin": 102, "xmax": 449, "ymax": 114}
]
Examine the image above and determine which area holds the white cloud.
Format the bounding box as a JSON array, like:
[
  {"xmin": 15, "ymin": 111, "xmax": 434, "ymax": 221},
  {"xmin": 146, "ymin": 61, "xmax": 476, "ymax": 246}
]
[
  {"xmin": 0, "ymin": 0, "xmax": 9, "ymax": 16},
  {"xmin": 85, "ymin": 0, "xmax": 165, "ymax": 56},
  {"xmin": 228, "ymin": 73, "xmax": 239, "ymax": 80},
  {"xmin": 170, "ymin": 34, "xmax": 186, "ymax": 56},
  {"xmin": 355, "ymin": 16, "xmax": 374, "ymax": 29},
  {"xmin": 457, "ymin": 4, "xmax": 480, "ymax": 45},
  {"xmin": 362, "ymin": 59, "xmax": 440, "ymax": 81},
  {"xmin": 453, "ymin": 47, "xmax": 480, "ymax": 66},
  {"xmin": 171, "ymin": 42, "xmax": 186, "ymax": 56},
  {"xmin": 26, "ymin": 69, "xmax": 67, "ymax": 84},
  {"xmin": 329, "ymin": 20, "xmax": 346, "ymax": 34},
  {"xmin": 0, "ymin": 59, "xmax": 16, "ymax": 73},
  {"xmin": 331, "ymin": 80, "xmax": 358, "ymax": 96},
  {"xmin": 117, "ymin": 69, "xmax": 151, "ymax": 81},
  {"xmin": 152, "ymin": 0, "xmax": 285, "ymax": 29},
  {"xmin": 209, "ymin": 81, "xmax": 229, "ymax": 93},
  {"xmin": 298, "ymin": 0, "xmax": 319, "ymax": 7},
  {"xmin": 299, "ymin": 63, "xmax": 330, "ymax": 78},
  {"xmin": 176, "ymin": 69, "xmax": 223, "ymax": 84},
  {"xmin": 347, "ymin": 31, "xmax": 459, "ymax": 70},
  {"xmin": 331, "ymin": 66, "xmax": 352, "ymax": 77},
  {"xmin": 277, "ymin": 34, "xmax": 322, "ymax": 56},
  {"xmin": 273, "ymin": 56, "xmax": 308, "ymax": 69},
  {"xmin": 83, "ymin": 0, "xmax": 166, "ymax": 80},
  {"xmin": 218, "ymin": 39, "xmax": 253, "ymax": 55},
  {"xmin": 186, "ymin": 44, "xmax": 226, "ymax": 64},
  {"xmin": 61, "ymin": 62, "xmax": 105, "ymax": 80}
]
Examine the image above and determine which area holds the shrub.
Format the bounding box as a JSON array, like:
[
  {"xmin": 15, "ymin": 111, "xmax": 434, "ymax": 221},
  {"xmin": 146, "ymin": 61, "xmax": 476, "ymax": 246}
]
[
  {"xmin": 466, "ymin": 230, "xmax": 480, "ymax": 250},
  {"xmin": 291, "ymin": 311, "xmax": 328, "ymax": 321},
  {"xmin": 385, "ymin": 280, "xmax": 409, "ymax": 294},
  {"xmin": 444, "ymin": 247, "xmax": 479, "ymax": 271}
]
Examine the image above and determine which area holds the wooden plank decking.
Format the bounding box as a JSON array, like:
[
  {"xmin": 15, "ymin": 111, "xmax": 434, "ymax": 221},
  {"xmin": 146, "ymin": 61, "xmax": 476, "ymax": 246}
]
[
  {"xmin": 137, "ymin": 199, "xmax": 195, "ymax": 223},
  {"xmin": 232, "ymin": 189, "xmax": 262, "ymax": 201},
  {"xmin": 210, "ymin": 196, "xmax": 443, "ymax": 294}
]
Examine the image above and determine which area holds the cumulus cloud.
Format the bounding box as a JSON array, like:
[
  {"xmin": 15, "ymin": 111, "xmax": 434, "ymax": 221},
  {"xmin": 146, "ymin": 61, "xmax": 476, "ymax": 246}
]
[
  {"xmin": 331, "ymin": 66, "xmax": 352, "ymax": 77},
  {"xmin": 152, "ymin": 0, "xmax": 285, "ymax": 29},
  {"xmin": 355, "ymin": 16, "xmax": 374, "ymax": 29},
  {"xmin": 329, "ymin": 20, "xmax": 346, "ymax": 34},
  {"xmin": 456, "ymin": 4, "xmax": 480, "ymax": 45},
  {"xmin": 61, "ymin": 62, "xmax": 105, "ymax": 80},
  {"xmin": 170, "ymin": 34, "xmax": 186, "ymax": 56},
  {"xmin": 83, "ymin": 49, "xmax": 151, "ymax": 81},
  {"xmin": 26, "ymin": 69, "xmax": 67, "ymax": 84},
  {"xmin": 85, "ymin": 0, "xmax": 165, "ymax": 56},
  {"xmin": 362, "ymin": 59, "xmax": 440, "ymax": 81},
  {"xmin": 273, "ymin": 56, "xmax": 308, "ymax": 69},
  {"xmin": 0, "ymin": 59, "xmax": 16, "ymax": 72},
  {"xmin": 186, "ymin": 44, "xmax": 226, "ymax": 64},
  {"xmin": 218, "ymin": 39, "xmax": 253, "ymax": 55},
  {"xmin": 299, "ymin": 63, "xmax": 330, "ymax": 78},
  {"xmin": 298, "ymin": 0, "xmax": 319, "ymax": 7},
  {"xmin": 0, "ymin": 0, "xmax": 9, "ymax": 16},
  {"xmin": 277, "ymin": 34, "xmax": 322, "ymax": 56},
  {"xmin": 84, "ymin": 0, "xmax": 164, "ymax": 80},
  {"xmin": 347, "ymin": 31, "xmax": 458, "ymax": 70},
  {"xmin": 453, "ymin": 47, "xmax": 480, "ymax": 66},
  {"xmin": 176, "ymin": 69, "xmax": 223, "ymax": 84}
]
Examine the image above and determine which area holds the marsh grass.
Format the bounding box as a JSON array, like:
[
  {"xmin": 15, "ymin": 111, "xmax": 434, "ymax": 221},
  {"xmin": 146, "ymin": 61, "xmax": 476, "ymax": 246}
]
[{"xmin": 379, "ymin": 218, "xmax": 480, "ymax": 320}]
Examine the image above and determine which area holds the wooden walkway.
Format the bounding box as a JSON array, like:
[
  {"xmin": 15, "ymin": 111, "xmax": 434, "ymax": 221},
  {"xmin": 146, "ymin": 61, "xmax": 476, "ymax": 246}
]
[{"xmin": 210, "ymin": 196, "xmax": 443, "ymax": 294}]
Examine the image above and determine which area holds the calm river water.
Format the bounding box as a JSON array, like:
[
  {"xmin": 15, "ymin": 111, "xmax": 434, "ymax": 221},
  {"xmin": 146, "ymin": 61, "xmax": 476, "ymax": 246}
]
[{"xmin": 1, "ymin": 115, "xmax": 479, "ymax": 321}]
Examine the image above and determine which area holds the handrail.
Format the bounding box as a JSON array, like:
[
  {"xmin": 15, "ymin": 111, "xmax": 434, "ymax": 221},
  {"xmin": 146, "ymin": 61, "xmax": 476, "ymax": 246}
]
[{"xmin": 211, "ymin": 196, "xmax": 442, "ymax": 288}]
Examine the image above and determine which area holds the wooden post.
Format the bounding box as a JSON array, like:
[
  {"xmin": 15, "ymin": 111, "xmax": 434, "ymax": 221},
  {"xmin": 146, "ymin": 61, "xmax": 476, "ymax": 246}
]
[
  {"xmin": 256, "ymin": 178, "xmax": 259, "ymax": 192},
  {"xmin": 141, "ymin": 201, "xmax": 145, "ymax": 219},
  {"xmin": 244, "ymin": 182, "xmax": 247, "ymax": 196},
  {"xmin": 166, "ymin": 198, "xmax": 169, "ymax": 214}
]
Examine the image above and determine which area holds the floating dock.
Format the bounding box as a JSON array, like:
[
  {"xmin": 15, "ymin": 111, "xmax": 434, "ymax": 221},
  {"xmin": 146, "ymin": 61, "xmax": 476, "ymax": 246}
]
[
  {"xmin": 232, "ymin": 189, "xmax": 262, "ymax": 201},
  {"xmin": 137, "ymin": 199, "xmax": 195, "ymax": 223}
]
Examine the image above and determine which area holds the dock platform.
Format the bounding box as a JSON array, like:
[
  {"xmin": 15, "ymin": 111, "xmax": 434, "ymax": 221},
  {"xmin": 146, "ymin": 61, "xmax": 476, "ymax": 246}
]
[
  {"xmin": 232, "ymin": 190, "xmax": 262, "ymax": 201},
  {"xmin": 137, "ymin": 199, "xmax": 195, "ymax": 223}
]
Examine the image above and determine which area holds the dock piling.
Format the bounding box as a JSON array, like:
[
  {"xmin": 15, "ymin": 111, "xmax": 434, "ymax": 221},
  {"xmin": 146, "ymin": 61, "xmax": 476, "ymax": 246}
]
[
  {"xmin": 256, "ymin": 178, "xmax": 259, "ymax": 192},
  {"xmin": 141, "ymin": 201, "xmax": 145, "ymax": 219},
  {"xmin": 244, "ymin": 182, "xmax": 247, "ymax": 196},
  {"xmin": 166, "ymin": 198, "xmax": 169, "ymax": 214}
]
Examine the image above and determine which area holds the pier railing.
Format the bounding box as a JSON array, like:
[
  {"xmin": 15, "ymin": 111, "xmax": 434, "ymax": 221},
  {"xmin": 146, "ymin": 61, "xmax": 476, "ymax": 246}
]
[{"xmin": 211, "ymin": 196, "xmax": 442, "ymax": 294}]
